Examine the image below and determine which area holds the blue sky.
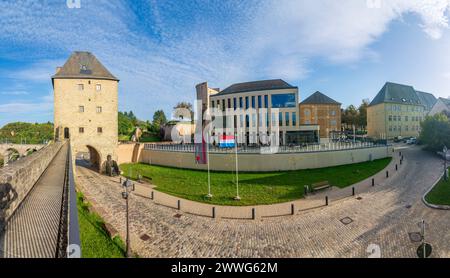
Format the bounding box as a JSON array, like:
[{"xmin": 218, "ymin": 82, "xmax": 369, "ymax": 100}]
[{"xmin": 1, "ymin": 0, "xmax": 450, "ymax": 127}]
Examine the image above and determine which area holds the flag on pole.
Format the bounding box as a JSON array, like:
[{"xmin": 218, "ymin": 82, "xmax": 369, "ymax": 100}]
[{"xmin": 219, "ymin": 135, "xmax": 235, "ymax": 148}]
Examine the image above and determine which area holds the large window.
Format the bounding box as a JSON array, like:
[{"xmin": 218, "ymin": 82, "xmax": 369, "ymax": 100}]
[
  {"xmin": 264, "ymin": 95, "xmax": 268, "ymax": 108},
  {"xmin": 251, "ymin": 96, "xmax": 255, "ymax": 108},
  {"xmin": 279, "ymin": 112, "xmax": 283, "ymax": 126},
  {"xmin": 285, "ymin": 112, "xmax": 290, "ymax": 126},
  {"xmin": 245, "ymin": 97, "xmax": 249, "ymax": 109},
  {"xmin": 239, "ymin": 97, "xmax": 243, "ymax": 109},
  {"xmin": 258, "ymin": 95, "xmax": 262, "ymax": 108},
  {"xmin": 292, "ymin": 112, "xmax": 297, "ymax": 126},
  {"xmin": 233, "ymin": 98, "xmax": 237, "ymax": 110},
  {"xmin": 271, "ymin": 93, "xmax": 296, "ymax": 108}
]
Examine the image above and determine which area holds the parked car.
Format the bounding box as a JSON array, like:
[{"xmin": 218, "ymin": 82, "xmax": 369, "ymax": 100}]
[
  {"xmin": 406, "ymin": 137, "xmax": 417, "ymax": 144},
  {"xmin": 393, "ymin": 136, "xmax": 403, "ymax": 143}
]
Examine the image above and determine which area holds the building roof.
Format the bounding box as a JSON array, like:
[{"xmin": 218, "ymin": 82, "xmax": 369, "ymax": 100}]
[
  {"xmin": 217, "ymin": 79, "xmax": 297, "ymax": 96},
  {"xmin": 52, "ymin": 51, "xmax": 119, "ymax": 81},
  {"xmin": 300, "ymin": 91, "xmax": 341, "ymax": 105},
  {"xmin": 369, "ymin": 82, "xmax": 433, "ymax": 107},
  {"xmin": 416, "ymin": 91, "xmax": 437, "ymax": 111},
  {"xmin": 440, "ymin": 97, "xmax": 450, "ymax": 105}
]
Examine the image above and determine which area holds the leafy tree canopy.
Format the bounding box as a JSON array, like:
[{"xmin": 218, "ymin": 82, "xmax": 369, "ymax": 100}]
[
  {"xmin": 0, "ymin": 122, "xmax": 53, "ymax": 144},
  {"xmin": 419, "ymin": 113, "xmax": 450, "ymax": 151}
]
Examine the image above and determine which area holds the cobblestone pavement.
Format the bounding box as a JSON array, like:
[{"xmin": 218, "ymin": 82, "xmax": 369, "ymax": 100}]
[{"xmin": 76, "ymin": 146, "xmax": 450, "ymax": 258}]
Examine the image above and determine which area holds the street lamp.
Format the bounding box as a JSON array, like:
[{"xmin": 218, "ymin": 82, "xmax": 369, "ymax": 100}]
[{"xmin": 122, "ymin": 178, "xmax": 135, "ymax": 258}]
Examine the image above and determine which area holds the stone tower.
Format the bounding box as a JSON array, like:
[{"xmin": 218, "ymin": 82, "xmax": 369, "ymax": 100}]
[{"xmin": 52, "ymin": 51, "xmax": 119, "ymax": 173}]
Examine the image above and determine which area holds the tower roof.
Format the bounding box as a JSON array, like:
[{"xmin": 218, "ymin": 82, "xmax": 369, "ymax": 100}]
[
  {"xmin": 300, "ymin": 91, "xmax": 341, "ymax": 105},
  {"xmin": 52, "ymin": 51, "xmax": 118, "ymax": 81}
]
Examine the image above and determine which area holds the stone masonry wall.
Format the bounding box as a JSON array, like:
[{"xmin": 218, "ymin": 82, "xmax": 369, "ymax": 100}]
[{"xmin": 0, "ymin": 141, "xmax": 64, "ymax": 230}]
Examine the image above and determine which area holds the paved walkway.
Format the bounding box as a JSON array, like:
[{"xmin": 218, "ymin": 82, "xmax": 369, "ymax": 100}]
[
  {"xmin": 0, "ymin": 143, "xmax": 68, "ymax": 258},
  {"xmin": 76, "ymin": 145, "xmax": 450, "ymax": 258}
]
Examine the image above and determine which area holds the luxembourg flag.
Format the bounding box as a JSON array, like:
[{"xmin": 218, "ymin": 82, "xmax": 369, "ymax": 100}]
[{"xmin": 219, "ymin": 135, "xmax": 235, "ymax": 148}]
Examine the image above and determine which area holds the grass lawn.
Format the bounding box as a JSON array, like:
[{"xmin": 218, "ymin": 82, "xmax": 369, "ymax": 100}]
[
  {"xmin": 77, "ymin": 192, "xmax": 126, "ymax": 258},
  {"xmin": 425, "ymin": 172, "xmax": 450, "ymax": 206},
  {"xmin": 120, "ymin": 157, "xmax": 392, "ymax": 206}
]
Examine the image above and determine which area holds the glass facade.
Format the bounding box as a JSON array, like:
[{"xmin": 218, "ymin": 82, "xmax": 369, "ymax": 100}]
[
  {"xmin": 285, "ymin": 112, "xmax": 290, "ymax": 126},
  {"xmin": 279, "ymin": 112, "xmax": 283, "ymax": 126},
  {"xmin": 271, "ymin": 93, "xmax": 296, "ymax": 108}
]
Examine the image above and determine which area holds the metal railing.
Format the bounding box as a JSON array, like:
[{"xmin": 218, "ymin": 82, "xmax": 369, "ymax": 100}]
[
  {"xmin": 55, "ymin": 142, "xmax": 81, "ymax": 258},
  {"xmin": 144, "ymin": 141, "xmax": 386, "ymax": 154}
]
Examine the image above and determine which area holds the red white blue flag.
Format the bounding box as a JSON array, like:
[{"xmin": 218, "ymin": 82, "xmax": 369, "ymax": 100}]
[{"xmin": 219, "ymin": 135, "xmax": 235, "ymax": 148}]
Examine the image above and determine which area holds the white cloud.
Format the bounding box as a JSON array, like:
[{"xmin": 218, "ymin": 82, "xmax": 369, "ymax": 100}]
[
  {"xmin": 0, "ymin": 0, "xmax": 449, "ymax": 121},
  {"xmin": 0, "ymin": 92, "xmax": 52, "ymax": 114}
]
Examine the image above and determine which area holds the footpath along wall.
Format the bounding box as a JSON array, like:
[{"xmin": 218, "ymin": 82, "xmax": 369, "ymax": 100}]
[{"xmin": 0, "ymin": 141, "xmax": 64, "ymax": 230}]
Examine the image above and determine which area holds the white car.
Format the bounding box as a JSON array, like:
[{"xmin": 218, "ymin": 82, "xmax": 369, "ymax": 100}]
[{"xmin": 406, "ymin": 138, "xmax": 417, "ymax": 144}]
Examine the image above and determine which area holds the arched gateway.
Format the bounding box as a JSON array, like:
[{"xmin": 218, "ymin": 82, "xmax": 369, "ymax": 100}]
[{"xmin": 52, "ymin": 51, "xmax": 119, "ymax": 173}]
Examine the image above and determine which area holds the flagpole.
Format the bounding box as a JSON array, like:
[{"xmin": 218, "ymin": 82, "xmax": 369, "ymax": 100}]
[
  {"xmin": 234, "ymin": 132, "xmax": 240, "ymax": 201},
  {"xmin": 206, "ymin": 133, "xmax": 212, "ymax": 199}
]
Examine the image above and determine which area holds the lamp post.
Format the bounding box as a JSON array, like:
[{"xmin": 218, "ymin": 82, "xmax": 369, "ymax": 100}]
[{"xmin": 122, "ymin": 178, "xmax": 135, "ymax": 258}]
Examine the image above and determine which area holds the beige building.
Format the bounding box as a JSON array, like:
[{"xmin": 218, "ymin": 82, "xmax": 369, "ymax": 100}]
[
  {"xmin": 52, "ymin": 51, "xmax": 119, "ymax": 172},
  {"xmin": 299, "ymin": 91, "xmax": 342, "ymax": 141},
  {"xmin": 367, "ymin": 82, "xmax": 436, "ymax": 139},
  {"xmin": 196, "ymin": 79, "xmax": 320, "ymax": 145}
]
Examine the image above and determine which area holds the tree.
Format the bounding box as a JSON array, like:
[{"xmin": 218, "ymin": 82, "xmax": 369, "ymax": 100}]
[
  {"xmin": 0, "ymin": 122, "xmax": 53, "ymax": 144},
  {"xmin": 173, "ymin": 102, "xmax": 193, "ymax": 121},
  {"xmin": 118, "ymin": 112, "xmax": 134, "ymax": 135},
  {"xmin": 420, "ymin": 113, "xmax": 450, "ymax": 151},
  {"xmin": 357, "ymin": 99, "xmax": 369, "ymax": 130},
  {"xmin": 153, "ymin": 110, "xmax": 167, "ymax": 128},
  {"xmin": 342, "ymin": 105, "xmax": 358, "ymax": 129}
]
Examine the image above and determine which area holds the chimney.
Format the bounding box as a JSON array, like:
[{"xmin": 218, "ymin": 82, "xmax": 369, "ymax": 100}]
[{"xmin": 56, "ymin": 67, "xmax": 62, "ymax": 74}]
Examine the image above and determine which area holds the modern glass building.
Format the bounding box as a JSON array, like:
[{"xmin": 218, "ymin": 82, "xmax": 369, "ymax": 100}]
[{"xmin": 196, "ymin": 79, "xmax": 319, "ymax": 145}]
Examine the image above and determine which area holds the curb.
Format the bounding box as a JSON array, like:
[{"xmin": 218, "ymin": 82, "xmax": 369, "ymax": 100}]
[{"xmin": 422, "ymin": 172, "xmax": 450, "ymax": 210}]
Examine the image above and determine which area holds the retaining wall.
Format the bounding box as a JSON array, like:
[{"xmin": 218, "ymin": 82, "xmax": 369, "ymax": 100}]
[
  {"xmin": 0, "ymin": 141, "xmax": 64, "ymax": 230},
  {"xmin": 138, "ymin": 146, "xmax": 392, "ymax": 172}
]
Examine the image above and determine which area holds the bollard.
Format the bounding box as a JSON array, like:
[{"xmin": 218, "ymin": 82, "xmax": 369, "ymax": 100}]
[
  {"xmin": 291, "ymin": 204, "xmax": 295, "ymax": 215},
  {"xmin": 252, "ymin": 208, "xmax": 256, "ymax": 220},
  {"xmin": 352, "ymin": 187, "xmax": 355, "ymax": 196},
  {"xmin": 396, "ymin": 164, "xmax": 398, "ymax": 171},
  {"xmin": 372, "ymin": 178, "xmax": 375, "ymax": 187},
  {"xmin": 325, "ymin": 196, "xmax": 329, "ymax": 206},
  {"xmin": 177, "ymin": 200, "xmax": 181, "ymax": 210},
  {"xmin": 386, "ymin": 171, "xmax": 389, "ymax": 178},
  {"xmin": 151, "ymin": 191, "xmax": 154, "ymax": 200},
  {"xmin": 212, "ymin": 207, "xmax": 216, "ymax": 219}
]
